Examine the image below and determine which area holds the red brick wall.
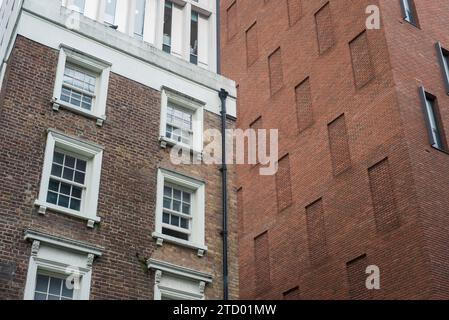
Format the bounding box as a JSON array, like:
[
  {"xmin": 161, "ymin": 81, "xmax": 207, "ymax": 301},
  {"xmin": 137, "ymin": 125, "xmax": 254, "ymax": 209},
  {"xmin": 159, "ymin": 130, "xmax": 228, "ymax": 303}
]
[
  {"xmin": 221, "ymin": 0, "xmax": 442, "ymax": 299},
  {"xmin": 0, "ymin": 36, "xmax": 239, "ymax": 300}
]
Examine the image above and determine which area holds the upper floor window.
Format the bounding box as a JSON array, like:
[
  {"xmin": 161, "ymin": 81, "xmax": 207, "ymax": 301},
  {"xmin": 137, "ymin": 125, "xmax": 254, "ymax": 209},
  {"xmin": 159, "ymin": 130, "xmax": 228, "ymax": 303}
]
[
  {"xmin": 104, "ymin": 0, "xmax": 117, "ymax": 25},
  {"xmin": 159, "ymin": 88, "xmax": 204, "ymax": 154},
  {"xmin": 61, "ymin": 64, "xmax": 96, "ymax": 111},
  {"xmin": 52, "ymin": 46, "xmax": 111, "ymax": 126},
  {"xmin": 419, "ymin": 87, "xmax": 447, "ymax": 152},
  {"xmin": 134, "ymin": 0, "xmax": 146, "ymax": 39},
  {"xmin": 71, "ymin": 0, "xmax": 86, "ymax": 14},
  {"xmin": 34, "ymin": 130, "xmax": 104, "ymax": 228},
  {"xmin": 436, "ymin": 42, "xmax": 449, "ymax": 94},
  {"xmin": 190, "ymin": 12, "xmax": 199, "ymax": 64},
  {"xmin": 47, "ymin": 150, "xmax": 87, "ymax": 212},
  {"xmin": 400, "ymin": 0, "xmax": 419, "ymax": 27},
  {"xmin": 153, "ymin": 168, "xmax": 207, "ymax": 256},
  {"xmin": 34, "ymin": 272, "xmax": 75, "ymax": 300},
  {"xmin": 162, "ymin": 184, "xmax": 192, "ymax": 241},
  {"xmin": 163, "ymin": 1, "xmax": 173, "ymax": 53},
  {"xmin": 166, "ymin": 103, "xmax": 194, "ymax": 146}
]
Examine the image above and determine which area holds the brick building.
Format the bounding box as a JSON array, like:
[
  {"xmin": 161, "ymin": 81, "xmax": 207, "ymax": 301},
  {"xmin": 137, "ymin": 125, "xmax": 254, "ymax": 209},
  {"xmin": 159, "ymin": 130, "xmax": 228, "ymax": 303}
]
[
  {"xmin": 0, "ymin": 0, "xmax": 239, "ymax": 300},
  {"xmin": 221, "ymin": 0, "xmax": 449, "ymax": 299}
]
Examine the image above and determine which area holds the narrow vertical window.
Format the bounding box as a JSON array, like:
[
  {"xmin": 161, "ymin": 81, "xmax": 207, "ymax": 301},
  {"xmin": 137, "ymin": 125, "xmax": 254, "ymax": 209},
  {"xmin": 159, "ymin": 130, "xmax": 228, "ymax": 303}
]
[
  {"xmin": 104, "ymin": 0, "xmax": 117, "ymax": 25},
  {"xmin": 190, "ymin": 12, "xmax": 199, "ymax": 65},
  {"xmin": 163, "ymin": 1, "xmax": 173, "ymax": 53},
  {"xmin": 419, "ymin": 88, "xmax": 447, "ymax": 151},
  {"xmin": 134, "ymin": 0, "xmax": 146, "ymax": 39},
  {"xmin": 400, "ymin": 0, "xmax": 419, "ymax": 26},
  {"xmin": 436, "ymin": 42, "xmax": 449, "ymax": 94}
]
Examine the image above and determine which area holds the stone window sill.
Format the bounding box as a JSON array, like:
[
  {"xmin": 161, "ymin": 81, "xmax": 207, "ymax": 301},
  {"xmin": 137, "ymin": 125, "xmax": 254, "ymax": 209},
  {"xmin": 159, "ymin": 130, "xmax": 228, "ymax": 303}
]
[
  {"xmin": 34, "ymin": 199, "xmax": 101, "ymax": 228},
  {"xmin": 152, "ymin": 232, "xmax": 207, "ymax": 257}
]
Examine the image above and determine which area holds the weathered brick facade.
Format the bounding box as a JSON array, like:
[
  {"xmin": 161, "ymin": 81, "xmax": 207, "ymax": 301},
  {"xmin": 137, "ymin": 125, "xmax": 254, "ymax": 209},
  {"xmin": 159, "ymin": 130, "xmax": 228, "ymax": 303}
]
[
  {"xmin": 221, "ymin": 0, "xmax": 449, "ymax": 299},
  {"xmin": 0, "ymin": 35, "xmax": 239, "ymax": 300}
]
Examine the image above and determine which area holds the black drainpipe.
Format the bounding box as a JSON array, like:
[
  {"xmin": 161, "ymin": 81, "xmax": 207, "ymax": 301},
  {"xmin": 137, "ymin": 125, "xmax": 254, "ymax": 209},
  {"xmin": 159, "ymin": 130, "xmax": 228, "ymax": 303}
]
[
  {"xmin": 219, "ymin": 88, "xmax": 229, "ymax": 300},
  {"xmin": 216, "ymin": 0, "xmax": 221, "ymax": 74}
]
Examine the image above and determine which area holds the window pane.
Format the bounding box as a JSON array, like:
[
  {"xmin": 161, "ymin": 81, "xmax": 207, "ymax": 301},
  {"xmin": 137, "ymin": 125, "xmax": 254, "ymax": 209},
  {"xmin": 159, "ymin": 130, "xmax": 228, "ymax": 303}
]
[
  {"xmin": 162, "ymin": 227, "xmax": 189, "ymax": 241},
  {"xmin": 190, "ymin": 12, "xmax": 198, "ymax": 65},
  {"xmin": 72, "ymin": 0, "xmax": 86, "ymax": 13},
  {"xmin": 35, "ymin": 274, "xmax": 49, "ymax": 293},
  {"xmin": 173, "ymin": 189, "xmax": 182, "ymax": 200},
  {"xmin": 182, "ymin": 203, "xmax": 190, "ymax": 214},
  {"xmin": 74, "ymin": 171, "xmax": 86, "ymax": 184},
  {"xmin": 171, "ymin": 215, "xmax": 180, "ymax": 227},
  {"xmin": 63, "ymin": 168, "xmax": 75, "ymax": 181},
  {"xmin": 65, "ymin": 156, "xmax": 76, "ymax": 168},
  {"xmin": 181, "ymin": 218, "xmax": 189, "ymax": 229},
  {"xmin": 60, "ymin": 183, "xmax": 71, "ymax": 196},
  {"xmin": 163, "ymin": 212, "xmax": 170, "ymax": 224},
  {"xmin": 163, "ymin": 197, "xmax": 171, "ymax": 209},
  {"xmin": 71, "ymin": 186, "xmax": 82, "ymax": 199},
  {"xmin": 49, "ymin": 277, "xmax": 62, "ymax": 296},
  {"xmin": 48, "ymin": 180, "xmax": 60, "ymax": 192},
  {"xmin": 47, "ymin": 191, "xmax": 58, "ymax": 205},
  {"xmin": 61, "ymin": 282, "xmax": 74, "ymax": 299},
  {"xmin": 163, "ymin": 1, "xmax": 173, "ymax": 52},
  {"xmin": 51, "ymin": 164, "xmax": 63, "ymax": 177},
  {"xmin": 70, "ymin": 199, "xmax": 81, "ymax": 211},
  {"xmin": 34, "ymin": 293, "xmax": 47, "ymax": 300},
  {"xmin": 104, "ymin": 0, "xmax": 117, "ymax": 24},
  {"xmin": 58, "ymin": 195, "xmax": 70, "ymax": 208},
  {"xmin": 134, "ymin": 0, "xmax": 146, "ymax": 38},
  {"xmin": 164, "ymin": 186, "xmax": 172, "ymax": 197},
  {"xmin": 53, "ymin": 152, "xmax": 64, "ymax": 164},
  {"xmin": 76, "ymin": 159, "xmax": 87, "ymax": 172},
  {"xmin": 173, "ymin": 200, "xmax": 181, "ymax": 212}
]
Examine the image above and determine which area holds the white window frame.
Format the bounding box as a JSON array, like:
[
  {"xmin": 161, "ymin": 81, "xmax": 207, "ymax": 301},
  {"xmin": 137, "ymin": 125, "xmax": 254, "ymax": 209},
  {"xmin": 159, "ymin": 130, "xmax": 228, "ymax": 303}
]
[
  {"xmin": 148, "ymin": 259, "xmax": 212, "ymax": 300},
  {"xmin": 159, "ymin": 87, "xmax": 204, "ymax": 156},
  {"xmin": 23, "ymin": 229, "xmax": 103, "ymax": 301},
  {"xmin": 34, "ymin": 129, "xmax": 104, "ymax": 228},
  {"xmin": 153, "ymin": 168, "xmax": 207, "ymax": 256},
  {"xmin": 52, "ymin": 45, "xmax": 111, "ymax": 126}
]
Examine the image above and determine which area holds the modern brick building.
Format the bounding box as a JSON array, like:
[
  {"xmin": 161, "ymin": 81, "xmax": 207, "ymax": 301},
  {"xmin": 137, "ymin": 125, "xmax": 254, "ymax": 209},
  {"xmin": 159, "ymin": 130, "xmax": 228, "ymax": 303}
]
[
  {"xmin": 221, "ymin": 0, "xmax": 449, "ymax": 299},
  {"xmin": 0, "ymin": 0, "xmax": 238, "ymax": 300}
]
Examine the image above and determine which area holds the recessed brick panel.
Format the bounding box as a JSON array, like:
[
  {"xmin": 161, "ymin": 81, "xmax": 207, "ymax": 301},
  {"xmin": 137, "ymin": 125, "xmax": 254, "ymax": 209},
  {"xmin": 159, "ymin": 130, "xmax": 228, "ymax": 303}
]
[
  {"xmin": 295, "ymin": 77, "xmax": 313, "ymax": 133},
  {"xmin": 268, "ymin": 48, "xmax": 283, "ymax": 95},
  {"xmin": 254, "ymin": 232, "xmax": 270, "ymax": 295},
  {"xmin": 237, "ymin": 187, "xmax": 244, "ymax": 232},
  {"xmin": 346, "ymin": 255, "xmax": 371, "ymax": 300},
  {"xmin": 250, "ymin": 116, "xmax": 263, "ymax": 164},
  {"xmin": 246, "ymin": 22, "xmax": 259, "ymax": 67},
  {"xmin": 315, "ymin": 3, "xmax": 334, "ymax": 54},
  {"xmin": 368, "ymin": 158, "xmax": 400, "ymax": 233},
  {"xmin": 227, "ymin": 1, "xmax": 237, "ymax": 40},
  {"xmin": 287, "ymin": 0, "xmax": 302, "ymax": 26},
  {"xmin": 276, "ymin": 155, "xmax": 292, "ymax": 212},
  {"xmin": 349, "ymin": 31, "xmax": 375, "ymax": 88},
  {"xmin": 306, "ymin": 199, "xmax": 328, "ymax": 266},
  {"xmin": 328, "ymin": 114, "xmax": 351, "ymax": 175}
]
